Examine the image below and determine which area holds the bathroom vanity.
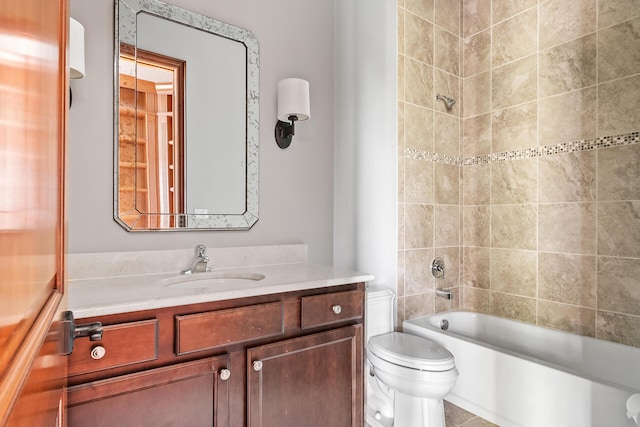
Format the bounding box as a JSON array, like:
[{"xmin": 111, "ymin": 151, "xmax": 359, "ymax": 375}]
[{"xmin": 66, "ymin": 247, "xmax": 371, "ymax": 427}]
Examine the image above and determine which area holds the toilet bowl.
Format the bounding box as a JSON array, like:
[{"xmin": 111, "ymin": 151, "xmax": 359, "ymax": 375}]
[{"xmin": 366, "ymin": 289, "xmax": 458, "ymax": 427}]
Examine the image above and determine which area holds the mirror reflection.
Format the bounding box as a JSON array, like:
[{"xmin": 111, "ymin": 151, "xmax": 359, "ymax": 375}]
[{"xmin": 114, "ymin": 0, "xmax": 259, "ymax": 231}]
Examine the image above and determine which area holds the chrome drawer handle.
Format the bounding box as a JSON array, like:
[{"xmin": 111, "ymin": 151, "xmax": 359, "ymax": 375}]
[
  {"xmin": 219, "ymin": 368, "xmax": 231, "ymax": 381},
  {"xmin": 332, "ymin": 304, "xmax": 342, "ymax": 315},
  {"xmin": 253, "ymin": 360, "xmax": 263, "ymax": 372},
  {"xmin": 91, "ymin": 345, "xmax": 106, "ymax": 360}
]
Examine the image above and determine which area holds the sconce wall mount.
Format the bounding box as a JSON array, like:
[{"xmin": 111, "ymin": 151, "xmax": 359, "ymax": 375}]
[{"xmin": 275, "ymin": 78, "xmax": 310, "ymax": 149}]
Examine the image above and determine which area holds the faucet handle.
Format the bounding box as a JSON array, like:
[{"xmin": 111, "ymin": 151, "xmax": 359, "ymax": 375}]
[{"xmin": 196, "ymin": 244, "xmax": 207, "ymax": 258}]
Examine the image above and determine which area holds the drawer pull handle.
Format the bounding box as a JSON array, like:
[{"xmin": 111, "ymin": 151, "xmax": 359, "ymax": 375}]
[
  {"xmin": 90, "ymin": 346, "xmax": 106, "ymax": 360},
  {"xmin": 253, "ymin": 360, "xmax": 263, "ymax": 372},
  {"xmin": 219, "ymin": 368, "xmax": 231, "ymax": 381},
  {"xmin": 332, "ymin": 304, "xmax": 342, "ymax": 315}
]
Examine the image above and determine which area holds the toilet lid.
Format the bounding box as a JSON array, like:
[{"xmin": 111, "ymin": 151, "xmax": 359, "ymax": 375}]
[{"xmin": 368, "ymin": 332, "xmax": 455, "ymax": 371}]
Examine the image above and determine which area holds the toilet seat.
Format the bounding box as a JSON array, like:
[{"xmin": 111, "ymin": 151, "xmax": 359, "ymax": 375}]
[{"xmin": 368, "ymin": 332, "xmax": 455, "ymax": 372}]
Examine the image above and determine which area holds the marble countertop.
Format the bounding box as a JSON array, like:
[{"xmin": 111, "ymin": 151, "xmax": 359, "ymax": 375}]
[{"xmin": 69, "ymin": 263, "xmax": 374, "ymax": 319}]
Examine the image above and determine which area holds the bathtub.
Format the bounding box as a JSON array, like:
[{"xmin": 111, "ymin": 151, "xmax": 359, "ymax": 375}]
[{"xmin": 403, "ymin": 311, "xmax": 640, "ymax": 427}]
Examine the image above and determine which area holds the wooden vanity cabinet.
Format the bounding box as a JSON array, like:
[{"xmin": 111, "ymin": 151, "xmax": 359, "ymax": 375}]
[{"xmin": 67, "ymin": 283, "xmax": 365, "ymax": 427}]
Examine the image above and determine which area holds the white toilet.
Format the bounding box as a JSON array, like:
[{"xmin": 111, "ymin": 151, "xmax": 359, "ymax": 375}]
[{"xmin": 366, "ymin": 289, "xmax": 458, "ymax": 427}]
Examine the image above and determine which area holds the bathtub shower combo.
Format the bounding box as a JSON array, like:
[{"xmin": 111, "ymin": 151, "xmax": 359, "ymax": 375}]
[{"xmin": 404, "ymin": 311, "xmax": 640, "ymax": 427}]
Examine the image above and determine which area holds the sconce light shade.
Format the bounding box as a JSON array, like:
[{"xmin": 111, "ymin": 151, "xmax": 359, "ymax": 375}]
[
  {"xmin": 69, "ymin": 18, "xmax": 86, "ymax": 79},
  {"xmin": 275, "ymin": 78, "xmax": 310, "ymax": 149}
]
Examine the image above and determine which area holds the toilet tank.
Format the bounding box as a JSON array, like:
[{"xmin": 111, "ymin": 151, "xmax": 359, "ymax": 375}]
[{"xmin": 366, "ymin": 288, "xmax": 395, "ymax": 340}]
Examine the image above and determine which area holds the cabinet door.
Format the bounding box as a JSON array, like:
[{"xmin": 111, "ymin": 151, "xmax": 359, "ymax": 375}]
[
  {"xmin": 68, "ymin": 355, "xmax": 231, "ymax": 427},
  {"xmin": 247, "ymin": 325, "xmax": 363, "ymax": 427}
]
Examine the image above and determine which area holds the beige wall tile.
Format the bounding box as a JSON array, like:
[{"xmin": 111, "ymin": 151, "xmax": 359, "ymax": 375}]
[
  {"xmin": 491, "ymin": 249, "xmax": 537, "ymax": 297},
  {"xmin": 434, "ymin": 113, "xmax": 460, "ymax": 156},
  {"xmin": 597, "ymin": 311, "xmax": 640, "ymax": 347},
  {"xmin": 405, "ymin": 248, "xmax": 436, "ymax": 294},
  {"xmin": 435, "ymin": 0, "xmax": 460, "ymax": 35},
  {"xmin": 539, "ymin": 34, "xmax": 597, "ymax": 97},
  {"xmin": 492, "ymin": 101, "xmax": 538, "ymax": 152},
  {"xmin": 539, "ymin": 150, "xmax": 596, "ymax": 203},
  {"xmin": 435, "ymin": 246, "xmax": 461, "ymax": 288},
  {"xmin": 398, "ymin": 54, "xmax": 406, "ymax": 101},
  {"xmin": 493, "ymin": 0, "xmax": 537, "ymax": 23},
  {"xmin": 538, "ymin": 300, "xmax": 596, "ymax": 336},
  {"xmin": 598, "ymin": 74, "xmax": 640, "ymax": 136},
  {"xmin": 463, "ymin": 286, "xmax": 491, "ymax": 313},
  {"xmin": 491, "ymin": 204, "xmax": 537, "ymax": 250},
  {"xmin": 435, "ymin": 204, "xmax": 461, "ymax": 247},
  {"xmin": 463, "ymin": 205, "xmax": 491, "ymax": 246},
  {"xmin": 398, "ymin": 204, "xmax": 405, "ymax": 249},
  {"xmin": 405, "ymin": 12, "xmax": 434, "ymax": 65},
  {"xmin": 538, "ymin": 252, "xmax": 596, "ymax": 307},
  {"xmin": 491, "ymin": 292, "xmax": 537, "ymax": 323},
  {"xmin": 598, "ymin": 17, "xmax": 640, "ymax": 82},
  {"xmin": 435, "ymin": 163, "xmax": 460, "ymax": 204},
  {"xmin": 463, "ymin": 246, "xmax": 490, "ymax": 289},
  {"xmin": 598, "ymin": 144, "xmax": 640, "ymax": 201},
  {"xmin": 463, "ymin": 163, "xmax": 490, "ymax": 205},
  {"xmin": 598, "ymin": 256, "xmax": 640, "ymax": 316},
  {"xmin": 463, "ymin": 114, "xmax": 491, "ymax": 156},
  {"xmin": 539, "ymin": 87, "xmax": 597, "ymax": 145},
  {"xmin": 398, "ymin": 101, "xmax": 405, "ymax": 151},
  {"xmin": 398, "ymin": 7, "xmax": 405, "ymax": 55},
  {"xmin": 405, "ymin": 204, "xmax": 435, "ymax": 249},
  {"xmin": 397, "ymin": 250, "xmax": 406, "ymax": 297},
  {"xmin": 405, "ymin": 292, "xmax": 436, "ymax": 320},
  {"xmin": 397, "ymin": 297, "xmax": 406, "ymax": 331},
  {"xmin": 491, "ymin": 158, "xmax": 538, "ymax": 204},
  {"xmin": 398, "ymin": 157, "xmax": 405, "ymax": 203},
  {"xmin": 492, "ymin": 55, "xmax": 537, "ymax": 110},
  {"xmin": 538, "ymin": 202, "xmax": 597, "ymax": 254},
  {"xmin": 435, "ymin": 27, "xmax": 461, "ymax": 76},
  {"xmin": 539, "ymin": 0, "xmax": 596, "ymax": 50},
  {"xmin": 463, "ymin": 72, "xmax": 491, "ymax": 117},
  {"xmin": 406, "ymin": 0, "xmax": 435, "ymax": 22},
  {"xmin": 405, "ymin": 158, "xmax": 434, "ymax": 203},
  {"xmin": 463, "ymin": 29, "xmax": 491, "ymax": 78},
  {"xmin": 405, "ymin": 103, "xmax": 434, "ymax": 152},
  {"xmin": 597, "ymin": 201, "xmax": 640, "ymax": 257},
  {"xmin": 463, "ymin": 0, "xmax": 491, "ymax": 37},
  {"xmin": 405, "ymin": 58, "xmax": 434, "ymax": 108},
  {"xmin": 492, "ymin": 9, "xmax": 537, "ymax": 67},
  {"xmin": 435, "ymin": 69, "xmax": 461, "ymax": 116},
  {"xmin": 598, "ymin": 0, "xmax": 640, "ymax": 29}
]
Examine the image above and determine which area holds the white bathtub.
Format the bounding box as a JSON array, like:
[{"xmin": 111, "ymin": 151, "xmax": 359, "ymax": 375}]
[{"xmin": 403, "ymin": 311, "xmax": 640, "ymax": 427}]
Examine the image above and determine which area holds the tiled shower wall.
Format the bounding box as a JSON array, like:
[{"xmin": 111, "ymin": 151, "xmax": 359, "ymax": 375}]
[
  {"xmin": 398, "ymin": 0, "xmax": 640, "ymax": 348},
  {"xmin": 397, "ymin": 0, "xmax": 463, "ymax": 326}
]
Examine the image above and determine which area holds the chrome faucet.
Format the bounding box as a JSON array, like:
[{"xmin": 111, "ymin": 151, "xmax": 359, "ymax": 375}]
[{"xmin": 182, "ymin": 244, "xmax": 214, "ymax": 275}]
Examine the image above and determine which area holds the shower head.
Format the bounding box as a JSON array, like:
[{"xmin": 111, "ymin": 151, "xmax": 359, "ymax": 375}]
[{"xmin": 435, "ymin": 94, "xmax": 456, "ymax": 109}]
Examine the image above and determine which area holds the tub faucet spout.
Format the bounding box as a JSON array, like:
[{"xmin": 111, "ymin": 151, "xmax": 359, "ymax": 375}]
[{"xmin": 182, "ymin": 244, "xmax": 214, "ymax": 275}]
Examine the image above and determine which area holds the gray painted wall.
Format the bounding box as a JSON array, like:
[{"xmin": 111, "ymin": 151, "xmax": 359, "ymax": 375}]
[{"xmin": 69, "ymin": 0, "xmax": 336, "ymax": 264}]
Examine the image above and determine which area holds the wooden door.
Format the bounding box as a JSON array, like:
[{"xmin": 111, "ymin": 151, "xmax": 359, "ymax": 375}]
[
  {"xmin": 0, "ymin": 0, "xmax": 68, "ymax": 425},
  {"xmin": 247, "ymin": 325, "xmax": 363, "ymax": 427}
]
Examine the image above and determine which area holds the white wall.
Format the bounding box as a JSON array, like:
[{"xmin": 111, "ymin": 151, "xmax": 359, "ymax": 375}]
[
  {"xmin": 333, "ymin": 0, "xmax": 397, "ymax": 290},
  {"xmin": 69, "ymin": 0, "xmax": 336, "ymax": 264}
]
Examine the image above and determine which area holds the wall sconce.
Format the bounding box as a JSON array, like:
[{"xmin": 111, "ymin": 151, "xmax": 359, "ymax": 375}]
[
  {"xmin": 275, "ymin": 78, "xmax": 310, "ymax": 149},
  {"xmin": 69, "ymin": 17, "xmax": 86, "ymax": 106}
]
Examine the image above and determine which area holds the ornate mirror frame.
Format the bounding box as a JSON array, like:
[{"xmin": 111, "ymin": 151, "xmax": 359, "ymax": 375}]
[{"xmin": 114, "ymin": 0, "xmax": 259, "ymax": 231}]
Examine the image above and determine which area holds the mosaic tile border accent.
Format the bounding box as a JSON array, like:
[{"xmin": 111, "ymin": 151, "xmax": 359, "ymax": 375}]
[{"xmin": 404, "ymin": 131, "xmax": 640, "ymax": 166}]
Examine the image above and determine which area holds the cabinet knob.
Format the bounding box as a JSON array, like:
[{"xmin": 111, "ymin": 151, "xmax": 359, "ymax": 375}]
[
  {"xmin": 90, "ymin": 345, "xmax": 106, "ymax": 360},
  {"xmin": 252, "ymin": 360, "xmax": 263, "ymax": 372},
  {"xmin": 332, "ymin": 304, "xmax": 342, "ymax": 315},
  {"xmin": 219, "ymin": 368, "xmax": 231, "ymax": 381}
]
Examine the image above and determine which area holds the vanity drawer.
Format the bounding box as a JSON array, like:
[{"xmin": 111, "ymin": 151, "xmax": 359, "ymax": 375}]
[
  {"xmin": 175, "ymin": 301, "xmax": 284, "ymax": 355},
  {"xmin": 68, "ymin": 319, "xmax": 158, "ymax": 377},
  {"xmin": 301, "ymin": 290, "xmax": 364, "ymax": 329}
]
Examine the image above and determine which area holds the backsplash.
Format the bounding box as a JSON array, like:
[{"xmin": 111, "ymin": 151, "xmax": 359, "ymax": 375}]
[{"xmin": 67, "ymin": 244, "xmax": 307, "ymax": 280}]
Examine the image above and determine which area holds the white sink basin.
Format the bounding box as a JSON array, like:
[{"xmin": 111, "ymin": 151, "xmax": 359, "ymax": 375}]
[{"xmin": 161, "ymin": 272, "xmax": 266, "ymax": 289}]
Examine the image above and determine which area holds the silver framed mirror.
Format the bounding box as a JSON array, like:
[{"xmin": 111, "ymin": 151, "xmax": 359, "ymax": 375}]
[{"xmin": 114, "ymin": 0, "xmax": 259, "ymax": 231}]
